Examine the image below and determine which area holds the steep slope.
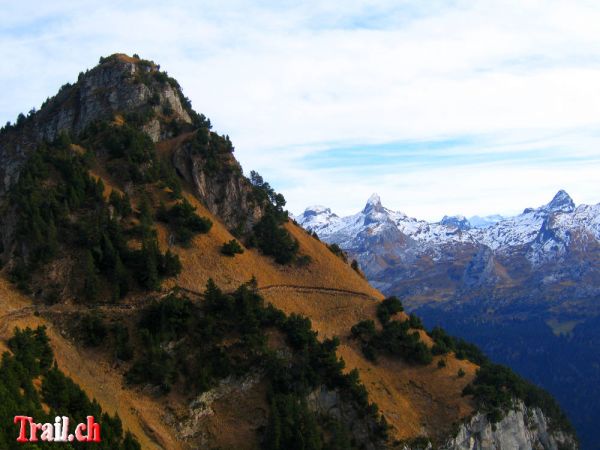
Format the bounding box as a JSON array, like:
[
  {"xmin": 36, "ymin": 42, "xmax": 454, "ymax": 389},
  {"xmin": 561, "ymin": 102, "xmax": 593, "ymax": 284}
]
[
  {"xmin": 0, "ymin": 54, "xmax": 577, "ymax": 449},
  {"xmin": 298, "ymin": 192, "xmax": 600, "ymax": 449},
  {"xmin": 0, "ymin": 277, "xmax": 172, "ymax": 449}
]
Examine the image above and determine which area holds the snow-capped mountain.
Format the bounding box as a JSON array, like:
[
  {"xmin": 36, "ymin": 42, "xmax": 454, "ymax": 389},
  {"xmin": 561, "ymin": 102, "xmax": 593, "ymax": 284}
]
[
  {"xmin": 298, "ymin": 190, "xmax": 600, "ymax": 263},
  {"xmin": 468, "ymin": 214, "xmax": 503, "ymax": 229},
  {"xmin": 301, "ymin": 193, "xmax": 475, "ymax": 249},
  {"xmin": 299, "ymin": 191, "xmax": 600, "ymax": 450},
  {"xmin": 297, "ymin": 189, "xmax": 600, "ymax": 304}
]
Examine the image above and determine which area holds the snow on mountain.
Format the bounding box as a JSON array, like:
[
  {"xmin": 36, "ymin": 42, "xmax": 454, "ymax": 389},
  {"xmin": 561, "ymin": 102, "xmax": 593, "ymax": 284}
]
[
  {"xmin": 542, "ymin": 189, "xmax": 576, "ymax": 213},
  {"xmin": 297, "ymin": 205, "xmax": 341, "ymax": 230},
  {"xmin": 472, "ymin": 208, "xmax": 544, "ymax": 251},
  {"xmin": 440, "ymin": 215, "xmax": 471, "ymax": 230},
  {"xmin": 296, "ymin": 190, "xmax": 600, "ymax": 261},
  {"xmin": 471, "ymin": 190, "xmax": 599, "ymax": 262},
  {"xmin": 468, "ymin": 214, "xmax": 503, "ymax": 229}
]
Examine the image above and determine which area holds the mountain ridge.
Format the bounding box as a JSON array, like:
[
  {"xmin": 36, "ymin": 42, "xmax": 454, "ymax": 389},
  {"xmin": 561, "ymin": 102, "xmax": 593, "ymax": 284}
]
[{"xmin": 297, "ymin": 189, "xmax": 600, "ymax": 260}]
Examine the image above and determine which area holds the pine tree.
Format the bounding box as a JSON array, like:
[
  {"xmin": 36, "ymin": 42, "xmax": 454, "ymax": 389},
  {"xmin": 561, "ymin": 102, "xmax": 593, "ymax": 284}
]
[
  {"xmin": 123, "ymin": 431, "xmax": 141, "ymax": 450},
  {"xmin": 265, "ymin": 397, "xmax": 281, "ymax": 450},
  {"xmin": 83, "ymin": 250, "xmax": 100, "ymax": 302},
  {"xmin": 100, "ymin": 233, "xmax": 118, "ymax": 273},
  {"xmin": 45, "ymin": 218, "xmax": 59, "ymax": 260},
  {"xmin": 204, "ymin": 278, "xmax": 222, "ymax": 307},
  {"xmin": 328, "ymin": 421, "xmax": 352, "ymax": 450},
  {"xmin": 122, "ymin": 192, "xmax": 133, "ymax": 216},
  {"xmin": 140, "ymin": 237, "xmax": 159, "ymax": 290},
  {"xmin": 139, "ymin": 194, "xmax": 154, "ymax": 232},
  {"xmin": 94, "ymin": 177, "xmax": 105, "ymax": 201},
  {"xmin": 113, "ymin": 255, "xmax": 129, "ymax": 300},
  {"xmin": 161, "ymin": 249, "xmax": 182, "ymax": 277}
]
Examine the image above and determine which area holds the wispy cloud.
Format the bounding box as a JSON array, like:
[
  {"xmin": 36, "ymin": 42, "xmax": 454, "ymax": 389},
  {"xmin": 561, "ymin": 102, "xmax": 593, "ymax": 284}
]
[{"xmin": 2, "ymin": 1, "xmax": 600, "ymax": 220}]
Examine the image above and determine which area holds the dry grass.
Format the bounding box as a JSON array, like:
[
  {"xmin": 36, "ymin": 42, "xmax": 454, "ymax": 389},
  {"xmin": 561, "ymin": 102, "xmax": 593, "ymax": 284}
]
[
  {"xmin": 156, "ymin": 193, "xmax": 476, "ymax": 443},
  {"xmin": 0, "ymin": 277, "xmax": 178, "ymax": 450},
  {"xmin": 339, "ymin": 342, "xmax": 476, "ymax": 441},
  {"xmin": 4, "ymin": 151, "xmax": 479, "ymax": 447},
  {"xmin": 166, "ymin": 193, "xmax": 382, "ymax": 298},
  {"xmin": 113, "ymin": 53, "xmax": 142, "ymax": 64}
]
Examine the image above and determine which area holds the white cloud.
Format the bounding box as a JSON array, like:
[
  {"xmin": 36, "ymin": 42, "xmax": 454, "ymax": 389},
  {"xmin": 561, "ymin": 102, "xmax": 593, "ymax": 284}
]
[{"xmin": 2, "ymin": 0, "xmax": 600, "ymax": 220}]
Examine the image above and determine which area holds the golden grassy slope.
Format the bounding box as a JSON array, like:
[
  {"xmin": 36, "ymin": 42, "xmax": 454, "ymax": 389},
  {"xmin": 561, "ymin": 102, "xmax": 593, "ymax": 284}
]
[
  {"xmin": 0, "ymin": 140, "xmax": 477, "ymax": 448},
  {"xmin": 92, "ymin": 160, "xmax": 477, "ymax": 443},
  {"xmin": 157, "ymin": 191, "xmax": 477, "ymax": 442},
  {"xmin": 0, "ymin": 277, "xmax": 175, "ymax": 450},
  {"xmin": 164, "ymin": 192, "xmax": 382, "ymax": 298}
]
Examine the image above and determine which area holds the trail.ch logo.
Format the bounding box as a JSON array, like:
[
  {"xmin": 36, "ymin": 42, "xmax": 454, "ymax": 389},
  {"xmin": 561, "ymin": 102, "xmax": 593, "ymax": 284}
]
[{"xmin": 14, "ymin": 416, "xmax": 101, "ymax": 443}]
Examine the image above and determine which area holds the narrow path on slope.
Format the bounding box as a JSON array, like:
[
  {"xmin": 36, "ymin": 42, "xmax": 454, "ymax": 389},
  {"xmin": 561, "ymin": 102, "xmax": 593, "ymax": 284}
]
[
  {"xmin": 0, "ymin": 299, "xmax": 169, "ymax": 449},
  {"xmin": 257, "ymin": 284, "xmax": 379, "ymax": 301},
  {"xmin": 176, "ymin": 284, "xmax": 380, "ymax": 302},
  {"xmin": 0, "ymin": 284, "xmax": 380, "ymax": 321},
  {"xmin": 0, "ymin": 306, "xmax": 36, "ymax": 337}
]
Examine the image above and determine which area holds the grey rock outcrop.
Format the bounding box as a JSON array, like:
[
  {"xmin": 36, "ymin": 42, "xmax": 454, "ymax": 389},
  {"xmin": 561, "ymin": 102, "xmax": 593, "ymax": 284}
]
[
  {"xmin": 441, "ymin": 215, "xmax": 472, "ymax": 230},
  {"xmin": 174, "ymin": 372, "xmax": 264, "ymax": 441},
  {"xmin": 307, "ymin": 386, "xmax": 383, "ymax": 450},
  {"xmin": 442, "ymin": 401, "xmax": 577, "ymax": 450},
  {"xmin": 172, "ymin": 143, "xmax": 264, "ymax": 234},
  {"xmin": 0, "ymin": 54, "xmax": 191, "ymax": 196},
  {"xmin": 462, "ymin": 246, "xmax": 499, "ymax": 288}
]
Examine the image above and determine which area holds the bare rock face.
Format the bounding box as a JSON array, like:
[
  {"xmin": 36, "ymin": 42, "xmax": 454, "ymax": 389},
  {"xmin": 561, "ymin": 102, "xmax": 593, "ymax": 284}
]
[
  {"xmin": 461, "ymin": 246, "xmax": 500, "ymax": 288},
  {"xmin": 307, "ymin": 386, "xmax": 382, "ymax": 450},
  {"xmin": 35, "ymin": 56, "xmax": 191, "ymax": 143},
  {"xmin": 442, "ymin": 401, "xmax": 577, "ymax": 450},
  {"xmin": 173, "ymin": 372, "xmax": 264, "ymax": 442},
  {"xmin": 0, "ymin": 54, "xmax": 191, "ymax": 196},
  {"xmin": 172, "ymin": 141, "xmax": 264, "ymax": 234}
]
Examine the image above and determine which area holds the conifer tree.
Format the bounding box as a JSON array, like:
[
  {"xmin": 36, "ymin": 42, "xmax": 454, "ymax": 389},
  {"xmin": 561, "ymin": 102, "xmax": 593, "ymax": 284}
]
[
  {"xmin": 140, "ymin": 237, "xmax": 159, "ymax": 290},
  {"xmin": 113, "ymin": 255, "xmax": 129, "ymax": 300},
  {"xmin": 161, "ymin": 249, "xmax": 182, "ymax": 277},
  {"xmin": 83, "ymin": 250, "xmax": 100, "ymax": 301},
  {"xmin": 45, "ymin": 218, "xmax": 59, "ymax": 260}
]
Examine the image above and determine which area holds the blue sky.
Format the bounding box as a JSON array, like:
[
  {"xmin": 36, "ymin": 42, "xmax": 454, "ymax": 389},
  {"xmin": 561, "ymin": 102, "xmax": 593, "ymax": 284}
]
[{"xmin": 2, "ymin": 1, "xmax": 600, "ymax": 220}]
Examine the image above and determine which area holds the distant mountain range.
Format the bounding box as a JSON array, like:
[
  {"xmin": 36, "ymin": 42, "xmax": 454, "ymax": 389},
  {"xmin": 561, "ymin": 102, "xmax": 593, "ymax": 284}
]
[
  {"xmin": 297, "ymin": 190, "xmax": 600, "ymax": 305},
  {"xmin": 297, "ymin": 190, "xmax": 600, "ymax": 450}
]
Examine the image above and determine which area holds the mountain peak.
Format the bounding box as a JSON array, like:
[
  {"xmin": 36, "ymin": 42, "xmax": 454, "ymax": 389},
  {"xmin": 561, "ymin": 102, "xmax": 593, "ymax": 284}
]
[
  {"xmin": 366, "ymin": 193, "xmax": 382, "ymax": 206},
  {"xmin": 362, "ymin": 193, "xmax": 392, "ymax": 225},
  {"xmin": 363, "ymin": 193, "xmax": 384, "ymax": 213},
  {"xmin": 35, "ymin": 53, "xmax": 192, "ymax": 141},
  {"xmin": 303, "ymin": 205, "xmax": 333, "ymax": 216},
  {"xmin": 544, "ymin": 190, "xmax": 575, "ymax": 213},
  {"xmin": 440, "ymin": 215, "xmax": 471, "ymax": 230}
]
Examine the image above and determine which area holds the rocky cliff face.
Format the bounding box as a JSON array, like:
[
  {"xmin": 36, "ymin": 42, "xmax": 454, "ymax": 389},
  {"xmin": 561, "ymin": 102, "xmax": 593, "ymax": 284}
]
[
  {"xmin": 0, "ymin": 54, "xmax": 192, "ymax": 196},
  {"xmin": 307, "ymin": 386, "xmax": 383, "ymax": 450},
  {"xmin": 442, "ymin": 401, "xmax": 576, "ymax": 450},
  {"xmin": 0, "ymin": 53, "xmax": 266, "ymax": 236},
  {"xmin": 171, "ymin": 138, "xmax": 264, "ymax": 234}
]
